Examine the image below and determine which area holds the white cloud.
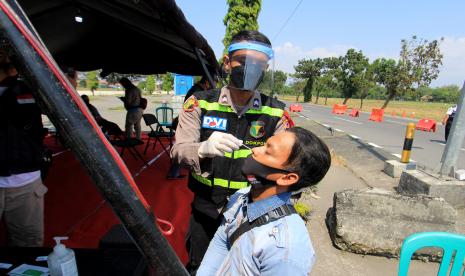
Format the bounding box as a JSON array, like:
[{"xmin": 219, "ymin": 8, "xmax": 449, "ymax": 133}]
[
  {"xmin": 432, "ymin": 36, "xmax": 465, "ymax": 87},
  {"xmin": 274, "ymin": 38, "xmax": 465, "ymax": 87},
  {"xmin": 273, "ymin": 42, "xmax": 354, "ymax": 74}
]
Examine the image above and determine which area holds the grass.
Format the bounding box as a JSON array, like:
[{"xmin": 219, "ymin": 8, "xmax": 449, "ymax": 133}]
[
  {"xmin": 278, "ymin": 96, "xmax": 451, "ymax": 121},
  {"xmin": 294, "ymin": 202, "xmax": 312, "ymax": 221},
  {"xmin": 107, "ymin": 106, "xmax": 125, "ymax": 111}
]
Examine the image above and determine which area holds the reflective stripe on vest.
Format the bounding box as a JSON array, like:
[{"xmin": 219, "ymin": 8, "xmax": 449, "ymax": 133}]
[
  {"xmin": 198, "ymin": 100, "xmax": 284, "ymax": 118},
  {"xmin": 191, "ymin": 172, "xmax": 249, "ymax": 189},
  {"xmin": 224, "ymin": 149, "xmax": 252, "ymax": 159}
]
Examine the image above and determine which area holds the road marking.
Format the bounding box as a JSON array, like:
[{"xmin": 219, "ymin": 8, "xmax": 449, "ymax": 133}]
[
  {"xmin": 392, "ymin": 154, "xmax": 402, "ymax": 158},
  {"xmin": 334, "ymin": 128, "xmax": 343, "ymax": 132},
  {"xmin": 385, "ymin": 119, "xmax": 407, "ymax": 125},
  {"xmin": 434, "ymin": 141, "xmax": 465, "ymax": 151},
  {"xmin": 333, "ymin": 116, "xmax": 363, "ymax": 125},
  {"xmin": 368, "ymin": 142, "xmax": 382, "ymax": 148},
  {"xmin": 349, "ymin": 135, "xmax": 360, "ymax": 139},
  {"xmin": 134, "ymin": 147, "xmax": 169, "ymax": 177}
]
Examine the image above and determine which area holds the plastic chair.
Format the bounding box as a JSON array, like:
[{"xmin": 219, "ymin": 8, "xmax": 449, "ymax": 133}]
[
  {"xmin": 398, "ymin": 232, "xmax": 465, "ymax": 276},
  {"xmin": 155, "ymin": 106, "xmax": 173, "ymax": 128}
]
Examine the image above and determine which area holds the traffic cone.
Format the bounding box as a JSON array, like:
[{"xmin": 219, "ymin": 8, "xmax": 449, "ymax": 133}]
[
  {"xmin": 410, "ymin": 112, "xmax": 415, "ymax": 118},
  {"xmin": 391, "ymin": 111, "xmax": 396, "ymax": 117},
  {"xmin": 402, "ymin": 111, "xmax": 406, "ymax": 118}
]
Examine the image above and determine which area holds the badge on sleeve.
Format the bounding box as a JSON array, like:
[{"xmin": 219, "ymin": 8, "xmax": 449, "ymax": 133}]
[
  {"xmin": 183, "ymin": 96, "xmax": 198, "ymax": 112},
  {"xmin": 282, "ymin": 110, "xmax": 294, "ymax": 129},
  {"xmin": 250, "ymin": 121, "xmax": 265, "ymax": 139},
  {"xmin": 16, "ymin": 94, "xmax": 36, "ymax": 104}
]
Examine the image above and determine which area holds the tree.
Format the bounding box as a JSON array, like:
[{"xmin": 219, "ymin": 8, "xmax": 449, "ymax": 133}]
[
  {"xmin": 161, "ymin": 73, "xmax": 174, "ymax": 92},
  {"xmin": 373, "ymin": 36, "xmax": 443, "ymax": 109},
  {"xmin": 372, "ymin": 58, "xmax": 403, "ymax": 108},
  {"xmin": 356, "ymin": 62, "xmax": 376, "ymax": 109},
  {"xmin": 104, "ymin": 73, "xmax": 143, "ymax": 85},
  {"xmin": 338, "ymin": 49, "xmax": 369, "ymax": 104},
  {"xmin": 86, "ymin": 71, "xmax": 99, "ymax": 96},
  {"xmin": 289, "ymin": 79, "xmax": 306, "ymax": 99},
  {"xmin": 401, "ymin": 36, "xmax": 443, "ymax": 87},
  {"xmin": 316, "ymin": 57, "xmax": 341, "ymax": 104},
  {"xmin": 78, "ymin": 79, "xmax": 86, "ymax": 88},
  {"xmin": 259, "ymin": 70, "xmax": 287, "ymax": 96},
  {"xmin": 146, "ymin": 75, "xmax": 155, "ymax": 94},
  {"xmin": 137, "ymin": 81, "xmax": 146, "ymax": 92},
  {"xmin": 223, "ymin": 0, "xmax": 262, "ymax": 52},
  {"xmin": 294, "ymin": 58, "xmax": 323, "ymax": 102}
]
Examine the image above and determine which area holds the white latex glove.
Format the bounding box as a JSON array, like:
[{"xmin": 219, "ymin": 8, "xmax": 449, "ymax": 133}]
[{"xmin": 198, "ymin": 131, "xmax": 242, "ymax": 158}]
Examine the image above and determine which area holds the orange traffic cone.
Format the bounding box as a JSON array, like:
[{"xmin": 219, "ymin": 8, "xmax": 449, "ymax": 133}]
[
  {"xmin": 410, "ymin": 112, "xmax": 415, "ymax": 118},
  {"xmin": 402, "ymin": 111, "xmax": 406, "ymax": 118}
]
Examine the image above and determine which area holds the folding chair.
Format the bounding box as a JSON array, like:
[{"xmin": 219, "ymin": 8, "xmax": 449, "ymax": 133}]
[
  {"xmin": 104, "ymin": 121, "xmax": 147, "ymax": 165},
  {"xmin": 398, "ymin": 231, "xmax": 465, "ymax": 276},
  {"xmin": 142, "ymin": 113, "xmax": 174, "ymax": 156}
]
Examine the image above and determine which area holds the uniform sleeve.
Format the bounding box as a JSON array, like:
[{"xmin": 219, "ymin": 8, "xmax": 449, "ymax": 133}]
[{"xmin": 170, "ymin": 96, "xmax": 203, "ymax": 173}]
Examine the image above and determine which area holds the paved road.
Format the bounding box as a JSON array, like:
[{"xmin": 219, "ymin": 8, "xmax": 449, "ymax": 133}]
[{"xmin": 289, "ymin": 102, "xmax": 465, "ymax": 171}]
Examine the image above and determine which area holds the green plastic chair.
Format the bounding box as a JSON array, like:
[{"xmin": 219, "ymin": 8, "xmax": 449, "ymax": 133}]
[
  {"xmin": 155, "ymin": 106, "xmax": 173, "ymax": 128},
  {"xmin": 398, "ymin": 232, "xmax": 465, "ymax": 276}
]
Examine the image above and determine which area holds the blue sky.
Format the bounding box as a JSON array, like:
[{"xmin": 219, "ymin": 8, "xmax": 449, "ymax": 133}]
[{"xmin": 176, "ymin": 0, "xmax": 465, "ymax": 87}]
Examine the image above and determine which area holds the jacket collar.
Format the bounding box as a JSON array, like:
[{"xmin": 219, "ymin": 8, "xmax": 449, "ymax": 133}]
[
  {"xmin": 218, "ymin": 86, "xmax": 262, "ymax": 111},
  {"xmin": 246, "ymin": 191, "xmax": 292, "ymax": 222}
]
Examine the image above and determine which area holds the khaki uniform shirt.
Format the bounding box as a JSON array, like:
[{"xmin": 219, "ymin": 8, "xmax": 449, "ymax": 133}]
[
  {"xmin": 124, "ymin": 85, "xmax": 141, "ymax": 109},
  {"xmin": 171, "ymin": 86, "xmax": 289, "ymax": 175}
]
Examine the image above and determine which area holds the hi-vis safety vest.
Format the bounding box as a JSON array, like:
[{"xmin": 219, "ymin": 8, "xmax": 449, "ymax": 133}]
[{"xmin": 189, "ymin": 89, "xmax": 285, "ymax": 207}]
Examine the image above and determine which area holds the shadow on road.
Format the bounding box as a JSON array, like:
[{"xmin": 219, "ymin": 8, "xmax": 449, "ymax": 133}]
[{"xmin": 430, "ymin": 139, "xmax": 446, "ymax": 144}]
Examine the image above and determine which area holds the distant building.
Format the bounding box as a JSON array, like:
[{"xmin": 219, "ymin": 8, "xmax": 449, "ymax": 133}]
[{"xmin": 174, "ymin": 74, "xmax": 194, "ymax": 96}]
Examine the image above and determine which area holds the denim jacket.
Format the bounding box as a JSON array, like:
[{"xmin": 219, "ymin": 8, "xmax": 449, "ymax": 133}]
[{"xmin": 197, "ymin": 187, "xmax": 315, "ymax": 276}]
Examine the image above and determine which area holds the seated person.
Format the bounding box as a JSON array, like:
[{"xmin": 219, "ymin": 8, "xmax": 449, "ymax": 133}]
[
  {"xmin": 81, "ymin": 95, "xmax": 103, "ymax": 123},
  {"xmin": 197, "ymin": 127, "xmax": 331, "ymax": 275},
  {"xmin": 81, "ymin": 95, "xmax": 115, "ymax": 135},
  {"xmin": 61, "ymin": 66, "xmax": 114, "ymax": 134}
]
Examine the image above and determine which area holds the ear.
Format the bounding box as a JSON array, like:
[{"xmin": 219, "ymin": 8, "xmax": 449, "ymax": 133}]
[
  {"xmin": 223, "ymin": 54, "xmax": 231, "ymax": 71},
  {"xmin": 276, "ymin": 173, "xmax": 299, "ymax": 187}
]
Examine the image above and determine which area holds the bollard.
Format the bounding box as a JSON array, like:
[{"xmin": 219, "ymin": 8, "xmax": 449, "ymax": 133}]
[{"xmin": 401, "ymin": 123, "xmax": 416, "ymax": 163}]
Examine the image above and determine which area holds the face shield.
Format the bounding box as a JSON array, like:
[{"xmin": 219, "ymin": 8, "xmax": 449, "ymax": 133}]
[{"xmin": 227, "ymin": 41, "xmax": 274, "ymax": 92}]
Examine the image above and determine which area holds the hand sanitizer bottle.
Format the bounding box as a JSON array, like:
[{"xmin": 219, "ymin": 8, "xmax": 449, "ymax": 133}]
[{"xmin": 47, "ymin": 237, "xmax": 79, "ymax": 276}]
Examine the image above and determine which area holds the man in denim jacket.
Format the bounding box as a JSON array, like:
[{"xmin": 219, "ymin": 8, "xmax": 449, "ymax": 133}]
[{"xmin": 198, "ymin": 127, "xmax": 331, "ymax": 275}]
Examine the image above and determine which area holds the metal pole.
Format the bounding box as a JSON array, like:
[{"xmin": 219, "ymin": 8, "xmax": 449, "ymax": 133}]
[
  {"xmin": 194, "ymin": 47, "xmax": 215, "ymax": 88},
  {"xmin": 401, "ymin": 123, "xmax": 416, "ymax": 163},
  {"xmin": 440, "ymin": 81, "xmax": 465, "ymax": 176},
  {"xmin": 0, "ymin": 2, "xmax": 188, "ymax": 275}
]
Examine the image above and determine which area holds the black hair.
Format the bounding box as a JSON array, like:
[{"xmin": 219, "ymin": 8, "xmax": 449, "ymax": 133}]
[
  {"xmin": 118, "ymin": 77, "xmax": 132, "ymax": 88},
  {"xmin": 81, "ymin": 94, "xmax": 89, "ymax": 104},
  {"xmin": 284, "ymin": 127, "xmax": 331, "ymax": 191},
  {"xmin": 230, "ymin": 30, "xmax": 271, "ymax": 47}
]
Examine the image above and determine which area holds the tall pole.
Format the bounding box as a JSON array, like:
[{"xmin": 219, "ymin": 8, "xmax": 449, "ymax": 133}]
[
  {"xmin": 440, "ymin": 81, "xmax": 465, "ymax": 176},
  {"xmin": 0, "ymin": 2, "xmax": 188, "ymax": 275}
]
